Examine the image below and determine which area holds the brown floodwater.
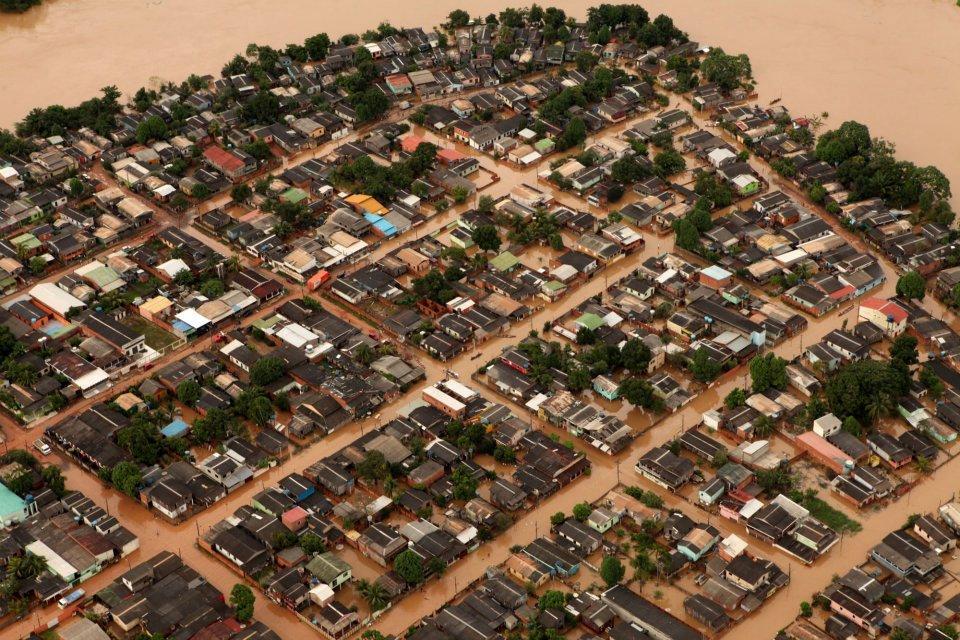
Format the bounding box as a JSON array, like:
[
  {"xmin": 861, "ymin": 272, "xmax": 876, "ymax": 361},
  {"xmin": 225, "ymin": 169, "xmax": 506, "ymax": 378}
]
[
  {"xmin": 2, "ymin": 0, "xmax": 960, "ymax": 207},
  {"xmin": 4, "ymin": 0, "xmax": 960, "ymax": 637}
]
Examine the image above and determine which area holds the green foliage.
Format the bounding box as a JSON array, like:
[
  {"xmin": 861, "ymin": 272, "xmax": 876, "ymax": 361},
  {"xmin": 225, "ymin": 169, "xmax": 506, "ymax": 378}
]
[
  {"xmin": 825, "ymin": 359, "xmax": 907, "ymax": 425},
  {"xmin": 611, "ymin": 155, "xmax": 653, "ymax": 185},
  {"xmin": 537, "ymin": 589, "xmax": 566, "ymax": 611},
  {"xmin": 653, "ymin": 149, "xmax": 686, "ymax": 178},
  {"xmin": 700, "ymin": 48, "xmax": 752, "ymax": 92},
  {"xmin": 357, "ymin": 451, "xmax": 391, "ymax": 483},
  {"xmin": 472, "ymin": 224, "xmax": 501, "ymax": 252},
  {"xmin": 393, "ymin": 550, "xmax": 424, "ymax": 584},
  {"xmin": 556, "ymin": 117, "xmax": 587, "ymax": 151},
  {"xmin": 447, "ymin": 9, "xmax": 471, "ymax": 28},
  {"xmin": 896, "ymin": 270, "xmax": 926, "ymax": 300},
  {"xmin": 450, "ymin": 465, "xmax": 478, "ymax": 501},
  {"xmin": 242, "ymin": 91, "xmax": 281, "ymax": 124},
  {"xmin": 600, "ymin": 556, "xmax": 625, "ymax": 586},
  {"xmin": 16, "ymin": 86, "xmax": 122, "ymax": 137},
  {"xmin": 725, "ymin": 387, "xmax": 746, "ymax": 409},
  {"xmin": 176, "ymin": 379, "xmax": 201, "ymax": 407},
  {"xmin": 572, "ymin": 502, "xmax": 592, "ymax": 522},
  {"xmin": 110, "ymin": 462, "xmax": 142, "ymax": 496},
  {"xmin": 249, "ymin": 357, "xmax": 286, "ymax": 386},
  {"xmin": 689, "ymin": 347, "xmax": 722, "ymax": 382},
  {"xmin": 0, "ymin": 0, "xmax": 41, "ymax": 13},
  {"xmin": 412, "ymin": 268, "xmax": 456, "ymax": 304},
  {"xmin": 229, "ymin": 584, "xmax": 255, "ymax": 623},
  {"xmin": 749, "ymin": 353, "xmax": 788, "ymax": 393},
  {"xmin": 136, "ymin": 116, "xmax": 168, "ymax": 144}
]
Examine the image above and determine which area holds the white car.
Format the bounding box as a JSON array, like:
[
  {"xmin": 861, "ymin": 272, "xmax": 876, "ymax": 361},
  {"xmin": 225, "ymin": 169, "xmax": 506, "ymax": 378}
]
[{"xmin": 34, "ymin": 439, "xmax": 52, "ymax": 455}]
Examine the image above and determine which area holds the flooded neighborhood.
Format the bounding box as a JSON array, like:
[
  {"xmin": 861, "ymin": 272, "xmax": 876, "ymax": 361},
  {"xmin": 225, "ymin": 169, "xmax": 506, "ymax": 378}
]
[{"xmin": 0, "ymin": 4, "xmax": 959, "ymax": 640}]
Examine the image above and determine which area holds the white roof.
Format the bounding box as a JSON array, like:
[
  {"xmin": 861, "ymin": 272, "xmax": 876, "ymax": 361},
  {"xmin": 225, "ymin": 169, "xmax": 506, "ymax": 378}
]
[
  {"xmin": 30, "ymin": 282, "xmax": 86, "ymax": 315},
  {"xmin": 422, "ymin": 386, "xmax": 465, "ymax": 412},
  {"xmin": 174, "ymin": 307, "xmax": 210, "ymax": 330},
  {"xmin": 157, "ymin": 258, "xmax": 190, "ymax": 278},
  {"xmin": 74, "ymin": 367, "xmax": 111, "ymax": 391},
  {"xmin": 525, "ymin": 393, "xmax": 550, "ymax": 411},
  {"xmin": 733, "ymin": 174, "xmax": 759, "ymax": 187},
  {"xmin": 154, "ymin": 184, "xmax": 177, "ymax": 197},
  {"xmin": 707, "ymin": 148, "xmax": 737, "ymax": 162},
  {"xmin": 0, "ymin": 166, "xmax": 19, "ymax": 179},
  {"xmin": 276, "ymin": 323, "xmax": 319, "ymax": 348},
  {"xmin": 25, "ymin": 540, "xmax": 78, "ymax": 580},
  {"xmin": 442, "ymin": 379, "xmax": 477, "ymax": 401}
]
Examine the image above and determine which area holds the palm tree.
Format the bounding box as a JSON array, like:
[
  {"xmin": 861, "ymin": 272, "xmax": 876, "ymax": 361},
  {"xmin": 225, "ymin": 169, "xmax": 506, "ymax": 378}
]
[
  {"xmin": 357, "ymin": 579, "xmax": 390, "ymax": 612},
  {"xmin": 916, "ymin": 455, "xmax": 933, "ymax": 475},
  {"xmin": 752, "ymin": 415, "xmax": 775, "ymax": 439},
  {"xmin": 866, "ymin": 391, "xmax": 893, "ymax": 425},
  {"xmin": 11, "ymin": 553, "xmax": 47, "ymax": 580}
]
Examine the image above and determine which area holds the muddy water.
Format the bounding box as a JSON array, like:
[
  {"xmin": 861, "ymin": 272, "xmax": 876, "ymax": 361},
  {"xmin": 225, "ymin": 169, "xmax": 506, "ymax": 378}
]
[
  {"xmin": 2, "ymin": 0, "xmax": 960, "ymax": 206},
  {"xmin": 3, "ymin": 1, "xmax": 960, "ymax": 637}
]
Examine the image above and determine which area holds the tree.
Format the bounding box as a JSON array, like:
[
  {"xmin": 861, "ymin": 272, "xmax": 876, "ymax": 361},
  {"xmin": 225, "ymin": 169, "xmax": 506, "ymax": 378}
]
[
  {"xmin": 176, "ymin": 379, "xmax": 201, "ymax": 407},
  {"xmin": 538, "ymin": 590, "xmax": 565, "ymax": 611},
  {"xmin": 725, "ymin": 388, "xmax": 746, "ymax": 409},
  {"xmin": 230, "ymin": 584, "xmax": 255, "ymax": 623},
  {"xmin": 249, "ymin": 357, "xmax": 285, "ymax": 386},
  {"xmin": 653, "ymin": 149, "xmax": 686, "ymax": 177},
  {"xmin": 752, "ymin": 414, "xmax": 775, "ymax": 439},
  {"xmin": 242, "ymin": 91, "xmax": 281, "ymax": 124},
  {"xmin": 471, "ymin": 224, "xmax": 501, "ymax": 253},
  {"xmin": 248, "ymin": 396, "xmax": 274, "ymax": 427},
  {"xmin": 825, "ymin": 359, "xmax": 906, "ymax": 425},
  {"xmin": 231, "ymin": 184, "xmax": 252, "ymax": 202},
  {"xmin": 304, "ymin": 33, "xmax": 331, "ymax": 60},
  {"xmin": 393, "ymin": 550, "xmax": 424, "ymax": 584},
  {"xmin": 550, "ymin": 512, "xmax": 566, "ymax": 527},
  {"xmin": 357, "ymin": 450, "xmax": 391, "ymax": 483},
  {"xmin": 689, "ymin": 348, "xmax": 722, "ymax": 382},
  {"xmin": 618, "ymin": 377, "xmax": 661, "ymax": 410},
  {"xmin": 700, "ymin": 48, "xmax": 752, "ymax": 92},
  {"xmin": 621, "ymin": 338, "xmax": 652, "ymax": 374},
  {"xmin": 800, "ymin": 601, "xmax": 813, "ymax": 618},
  {"xmin": 358, "ymin": 578, "xmax": 390, "ymax": 611},
  {"xmin": 135, "ymin": 115, "xmax": 167, "ymax": 144},
  {"xmin": 749, "ymin": 353, "xmax": 788, "ymax": 392},
  {"xmin": 28, "ymin": 256, "xmax": 46, "ymax": 275},
  {"xmin": 41, "ymin": 465, "xmax": 66, "ymax": 497},
  {"xmin": 450, "ymin": 465, "xmax": 478, "ymax": 501},
  {"xmin": 447, "ymin": 9, "xmax": 471, "ymax": 27},
  {"xmin": 572, "ymin": 502, "xmax": 592, "ymax": 522},
  {"xmin": 600, "ymin": 556, "xmax": 625, "ymax": 586},
  {"xmin": 200, "ymin": 279, "xmax": 225, "ymax": 298},
  {"xmin": 299, "ymin": 532, "xmax": 325, "ymax": 555},
  {"xmin": 896, "ymin": 270, "xmax": 926, "ymax": 300},
  {"xmin": 110, "ymin": 462, "xmax": 142, "ymax": 496}
]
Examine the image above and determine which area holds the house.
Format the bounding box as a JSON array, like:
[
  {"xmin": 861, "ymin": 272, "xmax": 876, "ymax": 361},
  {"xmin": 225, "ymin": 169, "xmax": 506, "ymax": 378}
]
[
  {"xmin": 858, "ymin": 297, "xmax": 908, "ymax": 337},
  {"xmin": 357, "ymin": 523, "xmax": 406, "ymax": 566},
  {"xmin": 305, "ymin": 552, "xmax": 352, "ymax": 589},
  {"xmin": 635, "ymin": 447, "xmax": 695, "ymax": 491},
  {"xmin": 870, "ymin": 530, "xmax": 942, "ymax": 582},
  {"xmin": 556, "ymin": 518, "xmax": 602, "ymax": 555},
  {"xmin": 602, "ymin": 584, "xmax": 704, "ymax": 640}
]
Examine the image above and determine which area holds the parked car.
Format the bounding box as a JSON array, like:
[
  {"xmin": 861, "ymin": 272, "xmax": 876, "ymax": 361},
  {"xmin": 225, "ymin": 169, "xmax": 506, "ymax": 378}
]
[{"xmin": 34, "ymin": 439, "xmax": 51, "ymax": 455}]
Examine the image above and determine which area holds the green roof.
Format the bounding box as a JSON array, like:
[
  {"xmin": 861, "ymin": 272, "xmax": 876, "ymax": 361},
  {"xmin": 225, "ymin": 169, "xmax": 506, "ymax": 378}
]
[
  {"xmin": 85, "ymin": 265, "xmax": 121, "ymax": 288},
  {"xmin": 575, "ymin": 312, "xmax": 604, "ymax": 331},
  {"xmin": 306, "ymin": 552, "xmax": 351, "ymax": 582},
  {"xmin": 534, "ymin": 138, "xmax": 555, "ymax": 153},
  {"xmin": 0, "ymin": 482, "xmax": 26, "ymax": 520},
  {"xmin": 252, "ymin": 314, "xmax": 283, "ymax": 331},
  {"xmin": 488, "ymin": 251, "xmax": 520, "ymax": 272},
  {"xmin": 282, "ymin": 188, "xmax": 309, "ymax": 204},
  {"xmin": 10, "ymin": 233, "xmax": 40, "ymax": 251},
  {"xmin": 543, "ymin": 280, "xmax": 566, "ymax": 292}
]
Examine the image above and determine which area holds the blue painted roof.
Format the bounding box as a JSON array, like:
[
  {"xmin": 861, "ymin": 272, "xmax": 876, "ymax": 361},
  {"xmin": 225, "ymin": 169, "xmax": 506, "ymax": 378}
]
[{"xmin": 162, "ymin": 418, "xmax": 190, "ymax": 438}]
